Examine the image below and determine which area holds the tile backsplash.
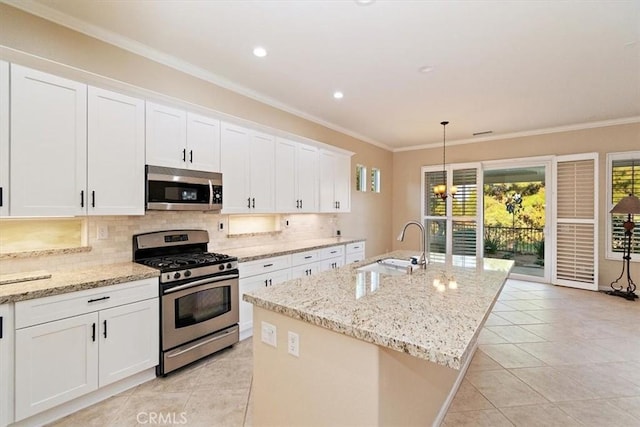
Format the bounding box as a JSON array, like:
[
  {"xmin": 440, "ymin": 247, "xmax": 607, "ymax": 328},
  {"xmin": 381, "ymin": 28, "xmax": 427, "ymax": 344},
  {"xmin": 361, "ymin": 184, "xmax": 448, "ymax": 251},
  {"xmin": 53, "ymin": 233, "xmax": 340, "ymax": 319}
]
[{"xmin": 1, "ymin": 212, "xmax": 339, "ymax": 274}]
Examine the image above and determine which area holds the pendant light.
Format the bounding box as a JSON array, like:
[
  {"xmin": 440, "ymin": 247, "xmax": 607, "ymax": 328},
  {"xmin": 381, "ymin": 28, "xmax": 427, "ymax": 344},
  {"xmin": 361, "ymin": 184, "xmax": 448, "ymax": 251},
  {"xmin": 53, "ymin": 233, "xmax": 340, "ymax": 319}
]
[{"xmin": 433, "ymin": 121, "xmax": 457, "ymax": 199}]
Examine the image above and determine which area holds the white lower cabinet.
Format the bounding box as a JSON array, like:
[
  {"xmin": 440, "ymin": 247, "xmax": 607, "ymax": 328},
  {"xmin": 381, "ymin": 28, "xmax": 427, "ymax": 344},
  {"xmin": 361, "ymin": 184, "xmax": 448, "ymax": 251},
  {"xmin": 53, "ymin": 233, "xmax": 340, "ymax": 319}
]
[
  {"xmin": 319, "ymin": 245, "xmax": 345, "ymax": 272},
  {"xmin": 14, "ymin": 279, "xmax": 158, "ymax": 422},
  {"xmin": 239, "ymin": 256, "xmax": 291, "ymax": 340},
  {"xmin": 345, "ymin": 241, "xmax": 366, "ymax": 264},
  {"xmin": 0, "ymin": 303, "xmax": 14, "ymax": 427}
]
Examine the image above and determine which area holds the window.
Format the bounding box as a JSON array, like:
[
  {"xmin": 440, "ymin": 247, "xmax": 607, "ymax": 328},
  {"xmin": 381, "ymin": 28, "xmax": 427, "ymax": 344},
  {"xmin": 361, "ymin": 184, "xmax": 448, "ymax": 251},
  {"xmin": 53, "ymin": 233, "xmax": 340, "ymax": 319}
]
[
  {"xmin": 607, "ymin": 151, "xmax": 640, "ymax": 261},
  {"xmin": 356, "ymin": 164, "xmax": 367, "ymax": 192},
  {"xmin": 371, "ymin": 168, "xmax": 381, "ymax": 193}
]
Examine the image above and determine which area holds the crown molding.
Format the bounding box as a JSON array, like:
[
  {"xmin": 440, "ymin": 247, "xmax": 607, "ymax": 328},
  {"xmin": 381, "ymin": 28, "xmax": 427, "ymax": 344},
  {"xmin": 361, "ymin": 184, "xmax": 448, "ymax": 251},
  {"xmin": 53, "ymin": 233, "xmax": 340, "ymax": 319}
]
[
  {"xmin": 393, "ymin": 116, "xmax": 640, "ymax": 153},
  {"xmin": 3, "ymin": 0, "xmax": 392, "ymax": 152}
]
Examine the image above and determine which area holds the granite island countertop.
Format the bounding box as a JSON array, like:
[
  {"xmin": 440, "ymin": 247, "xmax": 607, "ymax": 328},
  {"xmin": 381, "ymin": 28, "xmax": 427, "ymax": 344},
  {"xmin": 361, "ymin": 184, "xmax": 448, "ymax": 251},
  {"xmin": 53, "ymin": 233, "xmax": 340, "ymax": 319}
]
[
  {"xmin": 227, "ymin": 237, "xmax": 365, "ymax": 262},
  {"xmin": 244, "ymin": 250, "xmax": 513, "ymax": 370},
  {"xmin": 0, "ymin": 262, "xmax": 159, "ymax": 304}
]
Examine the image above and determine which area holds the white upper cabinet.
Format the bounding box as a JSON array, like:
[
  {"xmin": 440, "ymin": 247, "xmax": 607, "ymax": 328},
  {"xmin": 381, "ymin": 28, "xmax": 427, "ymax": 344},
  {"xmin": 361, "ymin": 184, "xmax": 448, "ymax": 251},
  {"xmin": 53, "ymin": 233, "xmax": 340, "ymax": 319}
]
[
  {"xmin": 146, "ymin": 102, "xmax": 220, "ymax": 172},
  {"xmin": 187, "ymin": 112, "xmax": 221, "ymax": 172},
  {"xmin": 10, "ymin": 64, "xmax": 87, "ymax": 217},
  {"xmin": 88, "ymin": 87, "xmax": 145, "ymax": 215},
  {"xmin": 0, "ymin": 61, "xmax": 8, "ymax": 217},
  {"xmin": 275, "ymin": 138, "xmax": 318, "ymax": 213},
  {"xmin": 319, "ymin": 149, "xmax": 351, "ymax": 212},
  {"xmin": 221, "ymin": 122, "xmax": 275, "ymax": 213}
]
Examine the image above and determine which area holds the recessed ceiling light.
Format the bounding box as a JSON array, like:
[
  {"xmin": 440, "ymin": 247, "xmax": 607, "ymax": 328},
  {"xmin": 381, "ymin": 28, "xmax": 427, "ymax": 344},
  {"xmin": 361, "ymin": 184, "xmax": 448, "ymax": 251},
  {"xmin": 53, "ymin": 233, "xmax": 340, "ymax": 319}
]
[
  {"xmin": 355, "ymin": 0, "xmax": 375, "ymax": 5},
  {"xmin": 418, "ymin": 65, "xmax": 434, "ymax": 74},
  {"xmin": 253, "ymin": 47, "xmax": 267, "ymax": 58},
  {"xmin": 333, "ymin": 91, "xmax": 344, "ymax": 100}
]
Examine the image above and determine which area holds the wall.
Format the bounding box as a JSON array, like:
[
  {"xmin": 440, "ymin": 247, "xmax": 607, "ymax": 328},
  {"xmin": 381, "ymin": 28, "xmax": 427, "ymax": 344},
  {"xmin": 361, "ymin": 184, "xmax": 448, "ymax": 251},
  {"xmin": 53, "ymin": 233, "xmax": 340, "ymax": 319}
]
[
  {"xmin": 0, "ymin": 4, "xmax": 394, "ymax": 268},
  {"xmin": 392, "ymin": 122, "xmax": 640, "ymax": 287}
]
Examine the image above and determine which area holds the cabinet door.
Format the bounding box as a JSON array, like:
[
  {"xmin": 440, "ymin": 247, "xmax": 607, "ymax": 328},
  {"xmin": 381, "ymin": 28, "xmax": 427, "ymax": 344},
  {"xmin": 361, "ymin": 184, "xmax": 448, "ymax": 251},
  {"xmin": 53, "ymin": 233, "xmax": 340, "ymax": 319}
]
[
  {"xmin": 0, "ymin": 304, "xmax": 14, "ymax": 427},
  {"xmin": 275, "ymin": 138, "xmax": 297, "ymax": 212},
  {"xmin": 0, "ymin": 61, "xmax": 8, "ymax": 217},
  {"xmin": 220, "ymin": 122, "xmax": 251, "ymax": 213},
  {"xmin": 320, "ymin": 257, "xmax": 345, "ymax": 272},
  {"xmin": 10, "ymin": 64, "xmax": 87, "ymax": 216},
  {"xmin": 319, "ymin": 150, "xmax": 336, "ymax": 212},
  {"xmin": 249, "ymin": 131, "xmax": 275, "ymax": 212},
  {"xmin": 88, "ymin": 87, "xmax": 145, "ymax": 215},
  {"xmin": 98, "ymin": 299, "xmax": 159, "ymax": 387},
  {"xmin": 297, "ymin": 144, "xmax": 319, "ymax": 212},
  {"xmin": 187, "ymin": 112, "xmax": 220, "ymax": 172},
  {"xmin": 146, "ymin": 102, "xmax": 187, "ymax": 169},
  {"xmin": 239, "ymin": 269, "xmax": 290, "ymax": 338},
  {"xmin": 334, "ymin": 152, "xmax": 351, "ymax": 212},
  {"xmin": 15, "ymin": 313, "xmax": 98, "ymax": 421}
]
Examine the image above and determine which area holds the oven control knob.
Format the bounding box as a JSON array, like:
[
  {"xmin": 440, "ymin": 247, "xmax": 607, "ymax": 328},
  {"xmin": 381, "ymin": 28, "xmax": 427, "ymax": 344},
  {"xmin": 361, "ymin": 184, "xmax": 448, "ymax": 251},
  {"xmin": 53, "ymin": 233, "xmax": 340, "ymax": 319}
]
[
  {"xmin": 173, "ymin": 272, "xmax": 181, "ymax": 280},
  {"xmin": 219, "ymin": 264, "xmax": 225, "ymax": 271},
  {"xmin": 227, "ymin": 263, "xmax": 233, "ymax": 269},
  {"xmin": 184, "ymin": 270, "xmax": 192, "ymax": 278}
]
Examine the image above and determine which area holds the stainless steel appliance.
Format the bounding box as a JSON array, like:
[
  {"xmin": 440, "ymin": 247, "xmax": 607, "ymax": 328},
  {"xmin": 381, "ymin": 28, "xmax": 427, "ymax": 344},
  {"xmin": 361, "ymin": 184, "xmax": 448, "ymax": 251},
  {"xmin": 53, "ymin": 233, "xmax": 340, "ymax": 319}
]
[
  {"xmin": 133, "ymin": 229, "xmax": 239, "ymax": 375},
  {"xmin": 146, "ymin": 165, "xmax": 223, "ymax": 211}
]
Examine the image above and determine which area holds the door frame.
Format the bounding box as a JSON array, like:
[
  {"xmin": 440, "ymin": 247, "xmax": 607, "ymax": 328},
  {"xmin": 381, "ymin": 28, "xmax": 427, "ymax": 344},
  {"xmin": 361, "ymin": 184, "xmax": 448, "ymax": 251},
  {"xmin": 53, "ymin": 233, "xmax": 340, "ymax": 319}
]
[{"xmin": 481, "ymin": 156, "xmax": 553, "ymax": 283}]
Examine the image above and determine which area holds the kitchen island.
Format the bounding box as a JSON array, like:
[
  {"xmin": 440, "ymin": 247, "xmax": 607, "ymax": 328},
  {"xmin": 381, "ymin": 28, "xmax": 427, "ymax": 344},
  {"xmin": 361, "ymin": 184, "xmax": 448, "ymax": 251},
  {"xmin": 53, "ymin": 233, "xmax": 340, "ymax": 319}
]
[{"xmin": 243, "ymin": 250, "xmax": 513, "ymax": 426}]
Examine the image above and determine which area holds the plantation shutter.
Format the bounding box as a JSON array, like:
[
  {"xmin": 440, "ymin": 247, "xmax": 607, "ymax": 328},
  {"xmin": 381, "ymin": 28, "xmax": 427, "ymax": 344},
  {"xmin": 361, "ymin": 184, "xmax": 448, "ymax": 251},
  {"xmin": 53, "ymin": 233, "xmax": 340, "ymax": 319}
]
[
  {"xmin": 610, "ymin": 157, "xmax": 640, "ymax": 260},
  {"xmin": 553, "ymin": 154, "xmax": 598, "ymax": 290},
  {"xmin": 452, "ymin": 168, "xmax": 479, "ymax": 256}
]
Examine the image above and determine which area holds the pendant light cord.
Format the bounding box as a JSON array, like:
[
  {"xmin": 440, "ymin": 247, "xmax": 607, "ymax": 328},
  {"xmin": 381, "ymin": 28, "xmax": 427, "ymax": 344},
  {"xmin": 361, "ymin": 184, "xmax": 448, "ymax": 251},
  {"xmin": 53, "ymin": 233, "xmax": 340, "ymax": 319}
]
[{"xmin": 441, "ymin": 121, "xmax": 449, "ymax": 180}]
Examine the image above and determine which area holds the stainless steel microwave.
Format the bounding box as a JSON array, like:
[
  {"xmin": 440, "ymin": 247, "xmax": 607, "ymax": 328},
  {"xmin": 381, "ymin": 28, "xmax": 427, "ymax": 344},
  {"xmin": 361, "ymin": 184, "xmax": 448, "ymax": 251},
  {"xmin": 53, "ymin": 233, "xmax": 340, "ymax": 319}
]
[{"xmin": 146, "ymin": 165, "xmax": 222, "ymax": 211}]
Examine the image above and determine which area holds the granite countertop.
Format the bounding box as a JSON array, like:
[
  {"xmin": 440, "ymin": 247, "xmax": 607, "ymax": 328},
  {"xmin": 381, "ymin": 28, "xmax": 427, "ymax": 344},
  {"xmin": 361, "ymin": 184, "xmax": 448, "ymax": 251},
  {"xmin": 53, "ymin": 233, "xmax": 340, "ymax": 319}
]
[
  {"xmin": 0, "ymin": 262, "xmax": 159, "ymax": 304},
  {"xmin": 228, "ymin": 237, "xmax": 365, "ymax": 262},
  {"xmin": 244, "ymin": 250, "xmax": 513, "ymax": 370}
]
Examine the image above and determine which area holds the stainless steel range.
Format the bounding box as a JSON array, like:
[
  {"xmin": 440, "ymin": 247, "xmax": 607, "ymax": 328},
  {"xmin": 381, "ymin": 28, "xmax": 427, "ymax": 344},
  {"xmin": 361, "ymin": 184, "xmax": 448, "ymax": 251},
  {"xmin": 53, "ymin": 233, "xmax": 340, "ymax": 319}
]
[{"xmin": 133, "ymin": 229, "xmax": 239, "ymax": 376}]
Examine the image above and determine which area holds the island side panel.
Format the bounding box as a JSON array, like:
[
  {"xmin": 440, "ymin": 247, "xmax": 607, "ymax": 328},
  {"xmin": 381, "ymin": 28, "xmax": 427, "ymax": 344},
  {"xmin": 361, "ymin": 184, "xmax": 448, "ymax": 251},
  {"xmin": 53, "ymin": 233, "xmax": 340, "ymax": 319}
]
[
  {"xmin": 252, "ymin": 307, "xmax": 380, "ymax": 426},
  {"xmin": 378, "ymin": 346, "xmax": 459, "ymax": 426}
]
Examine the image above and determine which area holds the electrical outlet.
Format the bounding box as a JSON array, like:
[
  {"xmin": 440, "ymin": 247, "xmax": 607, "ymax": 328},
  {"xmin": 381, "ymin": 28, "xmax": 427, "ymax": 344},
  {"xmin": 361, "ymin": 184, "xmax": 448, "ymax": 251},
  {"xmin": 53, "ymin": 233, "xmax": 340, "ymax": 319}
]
[
  {"xmin": 287, "ymin": 331, "xmax": 299, "ymax": 357},
  {"xmin": 97, "ymin": 225, "xmax": 109, "ymax": 240},
  {"xmin": 261, "ymin": 321, "xmax": 277, "ymax": 348},
  {"xmin": 218, "ymin": 221, "xmax": 224, "ymax": 232}
]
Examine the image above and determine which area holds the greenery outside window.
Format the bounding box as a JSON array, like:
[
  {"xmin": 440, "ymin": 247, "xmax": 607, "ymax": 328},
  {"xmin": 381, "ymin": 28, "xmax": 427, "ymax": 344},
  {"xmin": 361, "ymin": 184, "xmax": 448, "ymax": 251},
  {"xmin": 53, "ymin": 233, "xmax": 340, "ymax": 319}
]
[
  {"xmin": 371, "ymin": 168, "xmax": 381, "ymax": 193},
  {"xmin": 356, "ymin": 164, "xmax": 367, "ymax": 192},
  {"xmin": 607, "ymin": 151, "xmax": 640, "ymax": 261}
]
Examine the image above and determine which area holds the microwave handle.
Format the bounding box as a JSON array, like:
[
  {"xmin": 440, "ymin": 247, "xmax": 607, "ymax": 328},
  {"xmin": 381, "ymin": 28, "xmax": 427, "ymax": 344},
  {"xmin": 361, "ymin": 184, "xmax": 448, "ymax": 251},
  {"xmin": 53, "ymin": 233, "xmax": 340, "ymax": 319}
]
[{"xmin": 208, "ymin": 179, "xmax": 213, "ymax": 207}]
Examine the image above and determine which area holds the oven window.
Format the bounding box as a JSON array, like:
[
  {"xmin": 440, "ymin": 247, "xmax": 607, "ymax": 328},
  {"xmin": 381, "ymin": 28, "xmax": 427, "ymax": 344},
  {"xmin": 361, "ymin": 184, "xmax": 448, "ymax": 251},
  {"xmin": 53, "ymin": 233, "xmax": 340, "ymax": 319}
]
[{"xmin": 175, "ymin": 286, "xmax": 231, "ymax": 328}]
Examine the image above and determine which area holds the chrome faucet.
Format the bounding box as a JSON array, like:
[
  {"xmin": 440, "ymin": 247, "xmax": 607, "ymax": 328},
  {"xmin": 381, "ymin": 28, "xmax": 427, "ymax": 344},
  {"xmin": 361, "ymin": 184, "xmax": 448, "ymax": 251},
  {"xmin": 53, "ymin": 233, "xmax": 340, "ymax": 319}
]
[{"xmin": 397, "ymin": 220, "xmax": 427, "ymax": 268}]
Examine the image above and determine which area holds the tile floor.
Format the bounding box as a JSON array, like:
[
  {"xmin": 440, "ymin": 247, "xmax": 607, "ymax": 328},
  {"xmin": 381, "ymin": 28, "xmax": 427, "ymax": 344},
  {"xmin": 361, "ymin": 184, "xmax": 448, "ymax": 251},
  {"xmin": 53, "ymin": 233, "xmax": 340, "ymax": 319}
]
[{"xmin": 50, "ymin": 279, "xmax": 640, "ymax": 426}]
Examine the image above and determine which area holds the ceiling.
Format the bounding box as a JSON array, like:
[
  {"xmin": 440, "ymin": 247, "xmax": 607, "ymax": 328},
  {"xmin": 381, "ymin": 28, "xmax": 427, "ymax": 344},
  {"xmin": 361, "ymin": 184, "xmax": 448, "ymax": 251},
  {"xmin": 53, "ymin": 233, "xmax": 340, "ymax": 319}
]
[{"xmin": 8, "ymin": 0, "xmax": 640, "ymax": 151}]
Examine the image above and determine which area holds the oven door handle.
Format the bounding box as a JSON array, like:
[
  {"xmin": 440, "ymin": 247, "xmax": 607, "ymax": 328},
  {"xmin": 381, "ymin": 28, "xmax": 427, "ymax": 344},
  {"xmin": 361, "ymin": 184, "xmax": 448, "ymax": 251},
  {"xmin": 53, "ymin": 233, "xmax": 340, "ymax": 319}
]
[
  {"xmin": 166, "ymin": 327, "xmax": 237, "ymax": 359},
  {"xmin": 163, "ymin": 274, "xmax": 239, "ymax": 294}
]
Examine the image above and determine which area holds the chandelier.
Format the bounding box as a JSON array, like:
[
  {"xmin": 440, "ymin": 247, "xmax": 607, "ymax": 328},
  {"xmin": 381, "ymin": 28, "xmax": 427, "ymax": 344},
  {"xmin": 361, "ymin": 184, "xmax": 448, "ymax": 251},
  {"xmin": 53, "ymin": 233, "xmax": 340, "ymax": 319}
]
[{"xmin": 433, "ymin": 121, "xmax": 457, "ymax": 199}]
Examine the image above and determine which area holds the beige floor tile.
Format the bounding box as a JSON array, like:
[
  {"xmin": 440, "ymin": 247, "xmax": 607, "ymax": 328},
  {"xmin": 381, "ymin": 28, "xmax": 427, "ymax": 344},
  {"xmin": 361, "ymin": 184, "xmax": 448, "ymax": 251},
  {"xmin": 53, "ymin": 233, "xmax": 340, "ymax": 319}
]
[
  {"xmin": 494, "ymin": 311, "xmax": 545, "ymax": 325},
  {"xmin": 132, "ymin": 362, "xmax": 203, "ymax": 395},
  {"xmin": 484, "ymin": 313, "xmax": 514, "ymax": 326},
  {"xmin": 486, "ymin": 325, "xmax": 546, "ymax": 343},
  {"xmin": 510, "ymin": 366, "xmax": 599, "ymax": 402},
  {"xmin": 517, "ymin": 340, "xmax": 626, "ymax": 365},
  {"xmin": 520, "ymin": 323, "xmax": 573, "ymax": 341},
  {"xmin": 47, "ymin": 395, "xmax": 129, "ymax": 427},
  {"xmin": 614, "ymin": 362, "xmax": 640, "ymax": 387},
  {"xmin": 556, "ymin": 399, "xmax": 640, "ymax": 427},
  {"xmin": 557, "ymin": 363, "xmax": 640, "ymax": 398},
  {"xmin": 110, "ymin": 392, "xmax": 191, "ymax": 427},
  {"xmin": 607, "ymin": 396, "xmax": 640, "ymax": 420},
  {"xmin": 522, "ymin": 309, "xmax": 588, "ymax": 324},
  {"xmin": 478, "ymin": 328, "xmax": 508, "ymax": 344},
  {"xmin": 182, "ymin": 388, "xmax": 248, "ymax": 427},
  {"xmin": 467, "ymin": 349, "xmax": 504, "ymax": 372},
  {"xmin": 194, "ymin": 356, "xmax": 253, "ymax": 391},
  {"xmin": 478, "ymin": 344, "xmax": 545, "ymax": 369},
  {"xmin": 498, "ymin": 291, "xmax": 539, "ymax": 301},
  {"xmin": 499, "ymin": 300, "xmax": 544, "ymax": 311},
  {"xmin": 499, "ymin": 403, "xmax": 581, "ymax": 426},
  {"xmin": 448, "ymin": 380, "xmax": 495, "ymax": 413},
  {"xmin": 465, "ymin": 369, "xmax": 547, "ymax": 408},
  {"xmin": 442, "ymin": 408, "xmax": 514, "ymax": 426},
  {"xmin": 492, "ymin": 301, "xmax": 518, "ymax": 312},
  {"xmin": 590, "ymin": 337, "xmax": 640, "ymax": 361}
]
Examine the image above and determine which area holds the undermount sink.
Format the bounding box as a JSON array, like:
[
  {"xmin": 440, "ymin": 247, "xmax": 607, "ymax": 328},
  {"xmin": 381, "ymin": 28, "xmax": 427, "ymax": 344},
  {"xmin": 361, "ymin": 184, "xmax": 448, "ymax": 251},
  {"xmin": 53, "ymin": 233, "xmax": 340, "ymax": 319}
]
[{"xmin": 357, "ymin": 258, "xmax": 420, "ymax": 276}]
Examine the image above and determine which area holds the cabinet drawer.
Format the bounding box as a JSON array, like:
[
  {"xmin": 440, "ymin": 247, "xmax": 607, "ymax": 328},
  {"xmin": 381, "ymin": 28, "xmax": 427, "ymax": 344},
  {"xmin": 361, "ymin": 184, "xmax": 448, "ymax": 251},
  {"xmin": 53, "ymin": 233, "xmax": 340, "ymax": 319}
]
[
  {"xmin": 346, "ymin": 241, "xmax": 365, "ymax": 254},
  {"xmin": 239, "ymin": 255, "xmax": 291, "ymax": 278},
  {"xmin": 345, "ymin": 253, "xmax": 365, "ymax": 265},
  {"xmin": 15, "ymin": 278, "xmax": 158, "ymax": 329},
  {"xmin": 319, "ymin": 245, "xmax": 344, "ymax": 259},
  {"xmin": 291, "ymin": 250, "xmax": 319, "ymax": 266}
]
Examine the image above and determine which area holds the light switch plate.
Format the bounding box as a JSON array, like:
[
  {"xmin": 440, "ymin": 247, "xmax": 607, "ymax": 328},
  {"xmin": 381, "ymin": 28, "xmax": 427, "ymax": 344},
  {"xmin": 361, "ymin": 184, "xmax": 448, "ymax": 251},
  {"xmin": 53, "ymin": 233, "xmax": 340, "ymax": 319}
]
[
  {"xmin": 288, "ymin": 331, "xmax": 299, "ymax": 357},
  {"xmin": 261, "ymin": 321, "xmax": 277, "ymax": 348}
]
